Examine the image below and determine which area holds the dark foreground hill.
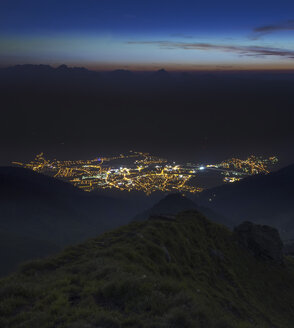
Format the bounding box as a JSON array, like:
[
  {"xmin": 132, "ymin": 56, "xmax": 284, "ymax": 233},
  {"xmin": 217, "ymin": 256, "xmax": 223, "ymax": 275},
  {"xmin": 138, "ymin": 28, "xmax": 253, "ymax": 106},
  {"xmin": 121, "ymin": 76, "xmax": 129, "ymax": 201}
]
[
  {"xmin": 196, "ymin": 164, "xmax": 294, "ymax": 239},
  {"xmin": 133, "ymin": 193, "xmax": 198, "ymax": 221},
  {"xmin": 0, "ymin": 167, "xmax": 144, "ymax": 275},
  {"xmin": 1, "ymin": 211, "xmax": 294, "ymax": 328},
  {"xmin": 134, "ymin": 193, "xmax": 232, "ymax": 226}
]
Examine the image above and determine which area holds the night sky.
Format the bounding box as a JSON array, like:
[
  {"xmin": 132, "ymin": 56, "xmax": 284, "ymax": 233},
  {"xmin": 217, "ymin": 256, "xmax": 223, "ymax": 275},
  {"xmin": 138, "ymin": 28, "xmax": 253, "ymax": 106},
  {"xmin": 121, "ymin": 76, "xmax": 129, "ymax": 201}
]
[
  {"xmin": 1, "ymin": 0, "xmax": 294, "ymax": 166},
  {"xmin": 2, "ymin": 0, "xmax": 294, "ymax": 70}
]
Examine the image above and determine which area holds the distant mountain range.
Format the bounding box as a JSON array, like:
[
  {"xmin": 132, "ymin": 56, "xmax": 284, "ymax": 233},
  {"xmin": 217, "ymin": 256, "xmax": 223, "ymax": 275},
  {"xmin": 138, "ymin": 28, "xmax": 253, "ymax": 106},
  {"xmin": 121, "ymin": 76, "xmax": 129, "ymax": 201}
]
[
  {"xmin": 0, "ymin": 64, "xmax": 294, "ymax": 86},
  {"xmin": 2, "ymin": 64, "xmax": 294, "ymax": 79},
  {"xmin": 196, "ymin": 163, "xmax": 294, "ymax": 239},
  {"xmin": 0, "ymin": 64, "xmax": 170, "ymax": 83}
]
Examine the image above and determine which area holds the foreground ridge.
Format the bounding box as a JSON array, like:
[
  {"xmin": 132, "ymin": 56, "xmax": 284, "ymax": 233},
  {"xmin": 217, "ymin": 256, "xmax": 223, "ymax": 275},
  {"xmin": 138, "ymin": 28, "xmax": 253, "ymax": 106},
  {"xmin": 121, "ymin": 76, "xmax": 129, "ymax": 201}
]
[{"xmin": 1, "ymin": 211, "xmax": 294, "ymax": 328}]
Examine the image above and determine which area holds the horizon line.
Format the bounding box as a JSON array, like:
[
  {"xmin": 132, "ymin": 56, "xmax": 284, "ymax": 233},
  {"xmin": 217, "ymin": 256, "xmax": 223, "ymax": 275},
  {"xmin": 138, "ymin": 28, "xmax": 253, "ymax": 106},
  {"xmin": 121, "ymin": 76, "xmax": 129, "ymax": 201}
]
[{"xmin": 2, "ymin": 63, "xmax": 294, "ymax": 73}]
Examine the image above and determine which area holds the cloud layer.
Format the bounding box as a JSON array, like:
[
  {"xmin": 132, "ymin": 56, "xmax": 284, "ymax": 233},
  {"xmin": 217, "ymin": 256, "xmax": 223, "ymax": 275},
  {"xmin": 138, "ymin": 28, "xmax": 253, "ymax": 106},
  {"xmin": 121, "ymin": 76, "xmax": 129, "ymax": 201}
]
[
  {"xmin": 127, "ymin": 41, "xmax": 294, "ymax": 59},
  {"xmin": 254, "ymin": 20, "xmax": 294, "ymax": 35}
]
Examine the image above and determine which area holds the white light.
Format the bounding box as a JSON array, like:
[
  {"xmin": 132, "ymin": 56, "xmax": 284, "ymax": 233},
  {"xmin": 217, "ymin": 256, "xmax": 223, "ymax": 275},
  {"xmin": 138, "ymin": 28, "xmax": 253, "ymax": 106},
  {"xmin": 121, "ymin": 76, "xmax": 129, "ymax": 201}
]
[{"xmin": 199, "ymin": 166, "xmax": 205, "ymax": 170}]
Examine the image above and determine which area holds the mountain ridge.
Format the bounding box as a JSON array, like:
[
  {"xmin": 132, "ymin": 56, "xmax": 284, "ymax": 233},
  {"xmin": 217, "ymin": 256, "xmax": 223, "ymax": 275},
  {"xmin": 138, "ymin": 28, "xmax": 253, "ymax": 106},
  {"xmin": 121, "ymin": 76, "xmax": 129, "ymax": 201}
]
[
  {"xmin": 1, "ymin": 211, "xmax": 294, "ymax": 327},
  {"xmin": 196, "ymin": 163, "xmax": 294, "ymax": 238},
  {"xmin": 133, "ymin": 193, "xmax": 233, "ymax": 226}
]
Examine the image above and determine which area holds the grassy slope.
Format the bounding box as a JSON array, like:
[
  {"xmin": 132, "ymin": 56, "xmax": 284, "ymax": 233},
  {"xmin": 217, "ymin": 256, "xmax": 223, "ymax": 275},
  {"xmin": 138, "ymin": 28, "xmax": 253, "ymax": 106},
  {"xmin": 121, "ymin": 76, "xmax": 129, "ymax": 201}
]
[{"xmin": 1, "ymin": 211, "xmax": 294, "ymax": 328}]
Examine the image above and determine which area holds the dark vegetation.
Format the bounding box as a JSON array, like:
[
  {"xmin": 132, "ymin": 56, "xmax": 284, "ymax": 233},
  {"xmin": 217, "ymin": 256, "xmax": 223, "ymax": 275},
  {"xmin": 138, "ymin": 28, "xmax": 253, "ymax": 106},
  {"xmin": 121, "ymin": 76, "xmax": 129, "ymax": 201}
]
[
  {"xmin": 1, "ymin": 211, "xmax": 294, "ymax": 328},
  {"xmin": 196, "ymin": 163, "xmax": 294, "ymax": 239}
]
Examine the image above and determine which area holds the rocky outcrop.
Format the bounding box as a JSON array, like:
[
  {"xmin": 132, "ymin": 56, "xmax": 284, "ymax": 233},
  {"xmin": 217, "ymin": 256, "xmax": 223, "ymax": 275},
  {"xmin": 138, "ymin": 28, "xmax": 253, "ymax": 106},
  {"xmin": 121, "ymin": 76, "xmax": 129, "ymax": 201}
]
[{"xmin": 234, "ymin": 221, "xmax": 284, "ymax": 265}]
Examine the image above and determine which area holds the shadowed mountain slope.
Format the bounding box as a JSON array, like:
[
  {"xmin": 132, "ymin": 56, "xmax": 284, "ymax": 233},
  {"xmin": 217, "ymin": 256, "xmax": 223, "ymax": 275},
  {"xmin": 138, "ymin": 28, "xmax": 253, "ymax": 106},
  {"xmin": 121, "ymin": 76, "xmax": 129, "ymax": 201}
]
[
  {"xmin": 196, "ymin": 164, "xmax": 294, "ymax": 238},
  {"xmin": 0, "ymin": 230, "xmax": 59, "ymax": 276},
  {"xmin": 134, "ymin": 193, "xmax": 233, "ymax": 226},
  {"xmin": 0, "ymin": 167, "xmax": 130, "ymax": 245},
  {"xmin": 0, "ymin": 167, "xmax": 140, "ymax": 276},
  {"xmin": 1, "ymin": 211, "xmax": 294, "ymax": 327},
  {"xmin": 133, "ymin": 193, "xmax": 198, "ymax": 221}
]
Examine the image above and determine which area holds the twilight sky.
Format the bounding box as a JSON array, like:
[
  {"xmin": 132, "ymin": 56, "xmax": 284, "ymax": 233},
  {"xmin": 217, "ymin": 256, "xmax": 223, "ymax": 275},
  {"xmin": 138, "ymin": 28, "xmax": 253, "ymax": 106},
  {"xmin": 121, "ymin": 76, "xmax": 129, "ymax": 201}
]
[{"xmin": 1, "ymin": 0, "xmax": 294, "ymax": 70}]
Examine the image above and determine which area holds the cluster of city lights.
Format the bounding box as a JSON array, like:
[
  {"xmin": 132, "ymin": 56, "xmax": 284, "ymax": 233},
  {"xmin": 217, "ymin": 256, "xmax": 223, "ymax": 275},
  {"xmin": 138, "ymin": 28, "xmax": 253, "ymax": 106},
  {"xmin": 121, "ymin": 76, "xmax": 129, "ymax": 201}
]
[{"xmin": 12, "ymin": 152, "xmax": 278, "ymax": 194}]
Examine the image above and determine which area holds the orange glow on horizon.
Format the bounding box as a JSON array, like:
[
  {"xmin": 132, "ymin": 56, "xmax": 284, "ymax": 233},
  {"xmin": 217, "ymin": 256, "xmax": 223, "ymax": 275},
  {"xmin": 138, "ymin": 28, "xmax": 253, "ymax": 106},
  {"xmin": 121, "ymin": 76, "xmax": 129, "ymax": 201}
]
[{"xmin": 75, "ymin": 62, "xmax": 294, "ymax": 72}]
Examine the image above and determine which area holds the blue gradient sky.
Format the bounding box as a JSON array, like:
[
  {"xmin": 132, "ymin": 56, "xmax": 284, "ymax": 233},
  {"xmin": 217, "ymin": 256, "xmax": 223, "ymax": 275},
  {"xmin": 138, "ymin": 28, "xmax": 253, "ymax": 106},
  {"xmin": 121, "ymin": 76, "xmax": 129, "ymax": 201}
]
[{"xmin": 1, "ymin": 0, "xmax": 294, "ymax": 70}]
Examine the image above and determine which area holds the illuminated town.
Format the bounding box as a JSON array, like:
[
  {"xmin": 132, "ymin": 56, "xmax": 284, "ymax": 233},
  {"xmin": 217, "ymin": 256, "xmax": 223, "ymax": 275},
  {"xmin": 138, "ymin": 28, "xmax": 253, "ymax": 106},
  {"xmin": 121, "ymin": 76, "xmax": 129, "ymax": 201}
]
[{"xmin": 12, "ymin": 152, "xmax": 278, "ymax": 195}]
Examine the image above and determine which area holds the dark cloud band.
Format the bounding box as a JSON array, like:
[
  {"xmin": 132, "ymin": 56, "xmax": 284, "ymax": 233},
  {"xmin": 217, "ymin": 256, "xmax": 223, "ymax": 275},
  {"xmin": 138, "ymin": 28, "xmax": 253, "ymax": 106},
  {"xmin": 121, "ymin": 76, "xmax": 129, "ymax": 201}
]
[
  {"xmin": 253, "ymin": 20, "xmax": 294, "ymax": 37},
  {"xmin": 127, "ymin": 41, "xmax": 294, "ymax": 59}
]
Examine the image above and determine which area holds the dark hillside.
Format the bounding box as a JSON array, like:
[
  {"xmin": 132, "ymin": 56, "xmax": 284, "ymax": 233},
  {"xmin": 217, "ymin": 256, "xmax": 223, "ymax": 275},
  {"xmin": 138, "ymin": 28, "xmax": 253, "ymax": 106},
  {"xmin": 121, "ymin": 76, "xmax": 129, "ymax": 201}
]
[
  {"xmin": 133, "ymin": 193, "xmax": 198, "ymax": 221},
  {"xmin": 1, "ymin": 211, "xmax": 294, "ymax": 328},
  {"xmin": 197, "ymin": 164, "xmax": 294, "ymax": 238},
  {"xmin": 0, "ymin": 167, "xmax": 131, "ymax": 246},
  {"xmin": 0, "ymin": 167, "xmax": 141, "ymax": 276},
  {"xmin": 134, "ymin": 193, "xmax": 232, "ymax": 227},
  {"xmin": 0, "ymin": 230, "xmax": 59, "ymax": 276}
]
